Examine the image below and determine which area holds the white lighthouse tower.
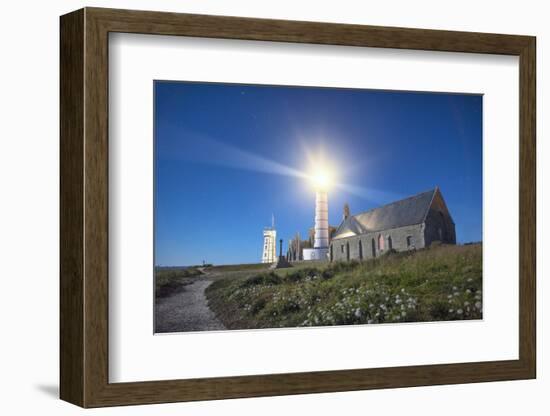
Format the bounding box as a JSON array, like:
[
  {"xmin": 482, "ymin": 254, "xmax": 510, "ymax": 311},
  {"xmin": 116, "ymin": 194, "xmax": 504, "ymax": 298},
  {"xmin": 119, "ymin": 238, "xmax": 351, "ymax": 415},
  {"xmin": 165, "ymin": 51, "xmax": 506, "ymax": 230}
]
[
  {"xmin": 303, "ymin": 175, "xmax": 330, "ymax": 261},
  {"xmin": 314, "ymin": 191, "xmax": 329, "ymax": 249}
]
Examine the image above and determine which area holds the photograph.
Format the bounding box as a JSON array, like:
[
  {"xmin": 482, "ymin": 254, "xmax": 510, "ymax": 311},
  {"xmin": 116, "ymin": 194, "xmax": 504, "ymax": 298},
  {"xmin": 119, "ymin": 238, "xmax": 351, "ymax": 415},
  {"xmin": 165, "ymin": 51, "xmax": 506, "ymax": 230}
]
[{"xmin": 153, "ymin": 80, "xmax": 483, "ymax": 334}]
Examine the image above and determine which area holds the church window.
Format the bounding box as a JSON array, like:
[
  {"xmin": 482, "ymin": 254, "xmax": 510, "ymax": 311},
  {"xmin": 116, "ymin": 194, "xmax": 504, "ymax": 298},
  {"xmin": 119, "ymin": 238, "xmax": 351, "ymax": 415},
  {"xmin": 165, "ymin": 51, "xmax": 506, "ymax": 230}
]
[
  {"xmin": 387, "ymin": 235, "xmax": 393, "ymax": 250},
  {"xmin": 407, "ymin": 236, "xmax": 413, "ymax": 247},
  {"xmin": 378, "ymin": 234, "xmax": 384, "ymax": 251}
]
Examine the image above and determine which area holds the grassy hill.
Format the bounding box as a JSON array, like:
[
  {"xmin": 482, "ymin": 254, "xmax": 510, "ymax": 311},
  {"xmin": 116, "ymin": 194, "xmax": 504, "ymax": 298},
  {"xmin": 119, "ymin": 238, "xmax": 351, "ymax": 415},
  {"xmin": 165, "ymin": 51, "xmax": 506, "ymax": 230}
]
[{"xmin": 206, "ymin": 243, "xmax": 482, "ymax": 329}]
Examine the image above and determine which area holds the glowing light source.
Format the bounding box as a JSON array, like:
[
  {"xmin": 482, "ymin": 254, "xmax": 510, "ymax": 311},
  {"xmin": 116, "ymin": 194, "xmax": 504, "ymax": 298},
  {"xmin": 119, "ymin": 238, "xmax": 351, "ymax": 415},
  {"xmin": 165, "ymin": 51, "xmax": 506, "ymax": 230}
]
[{"xmin": 308, "ymin": 165, "xmax": 335, "ymax": 190}]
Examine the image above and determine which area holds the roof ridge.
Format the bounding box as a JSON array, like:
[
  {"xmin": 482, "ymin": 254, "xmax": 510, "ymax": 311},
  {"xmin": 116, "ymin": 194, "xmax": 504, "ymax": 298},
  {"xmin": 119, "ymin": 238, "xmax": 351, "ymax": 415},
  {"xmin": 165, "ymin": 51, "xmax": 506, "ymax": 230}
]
[{"xmin": 352, "ymin": 187, "xmax": 437, "ymax": 218}]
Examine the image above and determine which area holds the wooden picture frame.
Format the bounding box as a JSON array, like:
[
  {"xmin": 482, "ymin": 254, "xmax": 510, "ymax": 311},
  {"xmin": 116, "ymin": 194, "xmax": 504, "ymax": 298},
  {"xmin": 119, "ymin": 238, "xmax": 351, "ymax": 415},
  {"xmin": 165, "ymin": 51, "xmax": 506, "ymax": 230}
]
[{"xmin": 60, "ymin": 7, "xmax": 536, "ymax": 408}]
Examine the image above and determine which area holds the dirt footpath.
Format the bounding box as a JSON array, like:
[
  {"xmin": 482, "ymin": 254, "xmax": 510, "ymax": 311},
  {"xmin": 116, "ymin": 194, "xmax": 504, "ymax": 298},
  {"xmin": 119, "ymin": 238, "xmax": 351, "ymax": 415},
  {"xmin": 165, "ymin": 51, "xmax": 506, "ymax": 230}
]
[{"xmin": 154, "ymin": 279, "xmax": 225, "ymax": 333}]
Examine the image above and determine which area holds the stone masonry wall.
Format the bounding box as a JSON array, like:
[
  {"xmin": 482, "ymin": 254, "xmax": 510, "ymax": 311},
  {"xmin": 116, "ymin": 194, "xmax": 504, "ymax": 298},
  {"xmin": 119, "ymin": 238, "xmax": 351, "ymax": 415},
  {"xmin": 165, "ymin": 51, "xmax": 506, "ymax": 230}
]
[
  {"xmin": 330, "ymin": 223, "xmax": 425, "ymax": 262},
  {"xmin": 423, "ymin": 199, "xmax": 456, "ymax": 246}
]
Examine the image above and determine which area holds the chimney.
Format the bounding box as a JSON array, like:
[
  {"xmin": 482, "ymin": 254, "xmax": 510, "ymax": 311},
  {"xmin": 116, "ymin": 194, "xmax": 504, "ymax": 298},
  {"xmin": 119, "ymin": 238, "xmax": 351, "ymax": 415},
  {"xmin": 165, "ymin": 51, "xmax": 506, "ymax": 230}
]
[{"xmin": 343, "ymin": 203, "xmax": 350, "ymax": 220}]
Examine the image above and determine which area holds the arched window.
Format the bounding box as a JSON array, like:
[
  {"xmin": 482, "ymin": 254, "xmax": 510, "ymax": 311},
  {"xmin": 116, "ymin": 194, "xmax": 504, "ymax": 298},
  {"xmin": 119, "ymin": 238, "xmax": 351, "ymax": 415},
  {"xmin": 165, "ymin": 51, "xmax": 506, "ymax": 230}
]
[
  {"xmin": 329, "ymin": 244, "xmax": 333, "ymax": 262},
  {"xmin": 371, "ymin": 238, "xmax": 376, "ymax": 258},
  {"xmin": 358, "ymin": 240, "xmax": 363, "ymax": 260},
  {"xmin": 387, "ymin": 235, "xmax": 393, "ymax": 250},
  {"xmin": 346, "ymin": 242, "xmax": 350, "ymax": 261},
  {"xmin": 378, "ymin": 234, "xmax": 384, "ymax": 251}
]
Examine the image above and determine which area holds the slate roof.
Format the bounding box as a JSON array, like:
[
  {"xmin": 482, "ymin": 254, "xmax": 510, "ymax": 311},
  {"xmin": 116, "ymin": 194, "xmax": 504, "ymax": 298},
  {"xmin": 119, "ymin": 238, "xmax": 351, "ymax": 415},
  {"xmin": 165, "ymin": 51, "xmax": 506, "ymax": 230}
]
[{"xmin": 333, "ymin": 188, "xmax": 437, "ymax": 239}]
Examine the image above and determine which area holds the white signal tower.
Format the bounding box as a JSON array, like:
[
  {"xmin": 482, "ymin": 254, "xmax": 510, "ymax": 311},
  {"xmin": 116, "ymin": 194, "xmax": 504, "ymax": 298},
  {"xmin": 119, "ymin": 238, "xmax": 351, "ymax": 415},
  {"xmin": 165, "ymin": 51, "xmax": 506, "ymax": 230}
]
[{"xmin": 261, "ymin": 214, "xmax": 277, "ymax": 264}]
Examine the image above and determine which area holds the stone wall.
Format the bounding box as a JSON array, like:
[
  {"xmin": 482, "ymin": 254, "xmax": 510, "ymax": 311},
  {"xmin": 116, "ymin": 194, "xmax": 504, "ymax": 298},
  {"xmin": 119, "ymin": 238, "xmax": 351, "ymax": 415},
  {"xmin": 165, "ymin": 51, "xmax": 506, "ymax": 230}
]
[
  {"xmin": 423, "ymin": 192, "xmax": 456, "ymax": 246},
  {"xmin": 330, "ymin": 223, "xmax": 425, "ymax": 262}
]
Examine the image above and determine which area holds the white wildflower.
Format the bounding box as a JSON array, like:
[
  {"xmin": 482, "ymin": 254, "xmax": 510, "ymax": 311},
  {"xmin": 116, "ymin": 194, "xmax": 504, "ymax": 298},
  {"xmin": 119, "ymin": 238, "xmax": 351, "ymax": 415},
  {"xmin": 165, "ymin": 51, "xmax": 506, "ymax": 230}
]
[{"xmin": 457, "ymin": 309, "xmax": 463, "ymax": 315}]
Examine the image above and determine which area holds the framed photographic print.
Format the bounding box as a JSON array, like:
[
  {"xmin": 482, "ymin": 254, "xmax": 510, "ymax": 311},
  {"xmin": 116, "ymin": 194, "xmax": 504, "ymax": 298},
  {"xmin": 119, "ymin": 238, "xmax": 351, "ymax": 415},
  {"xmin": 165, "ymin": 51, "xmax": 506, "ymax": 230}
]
[{"xmin": 60, "ymin": 7, "xmax": 536, "ymax": 407}]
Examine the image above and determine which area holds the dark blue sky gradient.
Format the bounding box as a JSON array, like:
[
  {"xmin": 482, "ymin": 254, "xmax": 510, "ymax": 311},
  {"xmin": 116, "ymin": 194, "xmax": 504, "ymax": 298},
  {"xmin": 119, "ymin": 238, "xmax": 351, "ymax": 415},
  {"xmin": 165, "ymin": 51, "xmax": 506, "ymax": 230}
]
[{"xmin": 155, "ymin": 81, "xmax": 482, "ymax": 266}]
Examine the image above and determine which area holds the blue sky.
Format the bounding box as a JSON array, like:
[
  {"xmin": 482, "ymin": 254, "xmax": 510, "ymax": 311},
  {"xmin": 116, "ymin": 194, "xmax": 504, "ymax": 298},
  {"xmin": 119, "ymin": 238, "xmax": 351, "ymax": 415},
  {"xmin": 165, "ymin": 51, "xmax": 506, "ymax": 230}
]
[{"xmin": 154, "ymin": 81, "xmax": 482, "ymax": 266}]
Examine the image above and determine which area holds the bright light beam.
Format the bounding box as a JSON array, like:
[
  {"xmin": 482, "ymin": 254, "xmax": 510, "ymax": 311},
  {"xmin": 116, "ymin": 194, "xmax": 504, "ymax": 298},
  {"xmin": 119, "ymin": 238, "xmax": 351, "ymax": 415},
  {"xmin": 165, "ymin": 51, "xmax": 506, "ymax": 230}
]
[
  {"xmin": 159, "ymin": 128, "xmax": 399, "ymax": 203},
  {"xmin": 157, "ymin": 129, "xmax": 308, "ymax": 180},
  {"xmin": 336, "ymin": 182, "xmax": 404, "ymax": 205}
]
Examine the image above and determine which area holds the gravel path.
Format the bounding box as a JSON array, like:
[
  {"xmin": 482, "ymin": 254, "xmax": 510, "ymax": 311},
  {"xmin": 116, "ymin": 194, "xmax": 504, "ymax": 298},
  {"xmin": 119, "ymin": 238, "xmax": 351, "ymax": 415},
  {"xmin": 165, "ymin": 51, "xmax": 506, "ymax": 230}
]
[{"xmin": 155, "ymin": 280, "xmax": 225, "ymax": 333}]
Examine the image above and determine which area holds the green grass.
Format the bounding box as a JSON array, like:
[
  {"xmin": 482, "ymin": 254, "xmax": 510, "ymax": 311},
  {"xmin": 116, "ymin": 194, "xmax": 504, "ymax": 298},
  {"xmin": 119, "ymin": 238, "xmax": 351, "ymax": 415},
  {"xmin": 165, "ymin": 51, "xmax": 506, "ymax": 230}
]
[
  {"xmin": 206, "ymin": 244, "xmax": 482, "ymax": 329},
  {"xmin": 155, "ymin": 266, "xmax": 203, "ymax": 298}
]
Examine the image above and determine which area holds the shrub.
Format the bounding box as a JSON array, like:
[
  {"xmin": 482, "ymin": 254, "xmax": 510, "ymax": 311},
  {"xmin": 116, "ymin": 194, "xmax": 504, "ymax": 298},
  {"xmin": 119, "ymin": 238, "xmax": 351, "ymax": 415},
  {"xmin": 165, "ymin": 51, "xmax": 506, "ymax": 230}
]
[
  {"xmin": 284, "ymin": 267, "xmax": 318, "ymax": 283},
  {"xmin": 321, "ymin": 269, "xmax": 334, "ymax": 280},
  {"xmin": 240, "ymin": 272, "xmax": 281, "ymax": 288},
  {"xmin": 250, "ymin": 296, "xmax": 268, "ymax": 314},
  {"xmin": 429, "ymin": 300, "xmax": 450, "ymax": 320}
]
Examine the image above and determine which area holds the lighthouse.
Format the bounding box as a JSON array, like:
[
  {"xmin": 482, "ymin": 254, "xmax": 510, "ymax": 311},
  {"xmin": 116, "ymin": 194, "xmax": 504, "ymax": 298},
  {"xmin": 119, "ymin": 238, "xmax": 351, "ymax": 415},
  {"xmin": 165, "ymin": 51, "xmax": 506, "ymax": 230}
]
[
  {"xmin": 303, "ymin": 170, "xmax": 331, "ymax": 261},
  {"xmin": 313, "ymin": 191, "xmax": 329, "ymax": 249}
]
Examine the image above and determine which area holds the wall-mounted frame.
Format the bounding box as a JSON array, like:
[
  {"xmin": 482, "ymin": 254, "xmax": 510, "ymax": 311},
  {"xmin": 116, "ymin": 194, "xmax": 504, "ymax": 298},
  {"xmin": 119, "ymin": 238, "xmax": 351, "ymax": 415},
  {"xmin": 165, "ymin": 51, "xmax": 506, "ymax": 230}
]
[{"xmin": 60, "ymin": 7, "xmax": 536, "ymax": 408}]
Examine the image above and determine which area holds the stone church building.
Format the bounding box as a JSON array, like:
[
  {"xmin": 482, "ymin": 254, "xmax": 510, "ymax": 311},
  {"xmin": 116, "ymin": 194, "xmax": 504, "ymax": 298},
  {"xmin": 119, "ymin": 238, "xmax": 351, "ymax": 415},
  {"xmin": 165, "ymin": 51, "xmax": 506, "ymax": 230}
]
[{"xmin": 330, "ymin": 187, "xmax": 456, "ymax": 262}]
